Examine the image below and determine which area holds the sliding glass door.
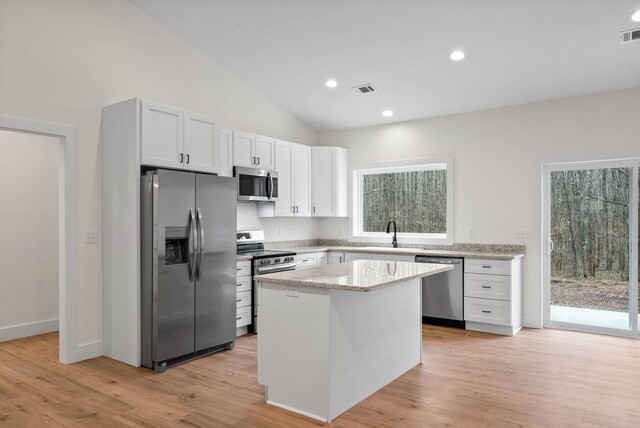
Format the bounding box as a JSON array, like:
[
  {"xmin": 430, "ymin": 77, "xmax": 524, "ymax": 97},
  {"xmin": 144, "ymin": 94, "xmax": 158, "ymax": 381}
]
[{"xmin": 544, "ymin": 161, "xmax": 639, "ymax": 337}]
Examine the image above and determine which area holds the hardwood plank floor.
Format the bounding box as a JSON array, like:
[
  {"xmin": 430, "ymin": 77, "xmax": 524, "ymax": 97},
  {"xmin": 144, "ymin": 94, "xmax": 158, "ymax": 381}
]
[{"xmin": 1, "ymin": 326, "xmax": 640, "ymax": 427}]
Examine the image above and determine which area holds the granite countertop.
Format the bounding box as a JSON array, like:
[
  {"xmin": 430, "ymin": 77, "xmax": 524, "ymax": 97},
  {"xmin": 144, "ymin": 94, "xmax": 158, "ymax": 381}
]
[
  {"xmin": 255, "ymin": 259, "xmax": 453, "ymax": 292},
  {"xmin": 283, "ymin": 245, "xmax": 524, "ymax": 260}
]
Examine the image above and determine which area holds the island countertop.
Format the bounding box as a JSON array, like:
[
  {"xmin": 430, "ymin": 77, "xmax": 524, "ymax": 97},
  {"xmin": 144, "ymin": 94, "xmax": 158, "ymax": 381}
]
[{"xmin": 255, "ymin": 259, "xmax": 453, "ymax": 292}]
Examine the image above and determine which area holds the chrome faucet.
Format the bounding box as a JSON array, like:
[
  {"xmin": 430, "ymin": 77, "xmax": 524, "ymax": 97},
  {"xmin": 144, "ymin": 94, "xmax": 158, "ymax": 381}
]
[{"xmin": 386, "ymin": 220, "xmax": 398, "ymax": 248}]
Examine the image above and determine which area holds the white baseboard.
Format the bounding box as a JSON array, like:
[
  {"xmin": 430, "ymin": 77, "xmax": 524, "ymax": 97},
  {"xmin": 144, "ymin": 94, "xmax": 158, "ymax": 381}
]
[
  {"xmin": 522, "ymin": 315, "xmax": 542, "ymax": 329},
  {"xmin": 66, "ymin": 340, "xmax": 103, "ymax": 363},
  {"xmin": 0, "ymin": 318, "xmax": 59, "ymax": 342}
]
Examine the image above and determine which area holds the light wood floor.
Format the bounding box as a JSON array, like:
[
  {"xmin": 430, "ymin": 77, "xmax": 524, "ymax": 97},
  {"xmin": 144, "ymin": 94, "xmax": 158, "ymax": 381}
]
[{"xmin": 1, "ymin": 326, "xmax": 640, "ymax": 427}]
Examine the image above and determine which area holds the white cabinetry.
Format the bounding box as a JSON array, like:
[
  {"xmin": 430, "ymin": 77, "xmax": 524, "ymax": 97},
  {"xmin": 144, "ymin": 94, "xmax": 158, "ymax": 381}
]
[
  {"xmin": 311, "ymin": 147, "xmax": 348, "ymax": 217},
  {"xmin": 236, "ymin": 260, "xmax": 252, "ymax": 332},
  {"xmin": 328, "ymin": 252, "xmax": 345, "ymax": 264},
  {"xmin": 463, "ymin": 258, "xmax": 522, "ymax": 336},
  {"xmin": 218, "ymin": 127, "xmax": 234, "ymax": 177},
  {"xmin": 259, "ymin": 140, "xmax": 311, "ymax": 217},
  {"xmin": 233, "ymin": 131, "xmax": 275, "ymax": 170},
  {"xmin": 140, "ymin": 100, "xmax": 218, "ymax": 173}
]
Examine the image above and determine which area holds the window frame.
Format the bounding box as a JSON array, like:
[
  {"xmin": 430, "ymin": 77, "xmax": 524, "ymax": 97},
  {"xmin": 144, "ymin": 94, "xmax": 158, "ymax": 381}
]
[{"xmin": 349, "ymin": 156, "xmax": 454, "ymax": 245}]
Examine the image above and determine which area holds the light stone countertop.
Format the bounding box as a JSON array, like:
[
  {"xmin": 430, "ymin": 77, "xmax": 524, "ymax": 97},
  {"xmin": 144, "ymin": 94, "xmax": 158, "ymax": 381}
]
[
  {"xmin": 285, "ymin": 245, "xmax": 524, "ymax": 260},
  {"xmin": 255, "ymin": 259, "xmax": 453, "ymax": 292},
  {"xmin": 236, "ymin": 254, "xmax": 253, "ymax": 261}
]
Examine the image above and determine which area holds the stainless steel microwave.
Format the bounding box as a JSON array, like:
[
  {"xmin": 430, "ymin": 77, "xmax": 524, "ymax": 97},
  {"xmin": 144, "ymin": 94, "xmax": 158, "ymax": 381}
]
[{"xmin": 234, "ymin": 167, "xmax": 279, "ymax": 202}]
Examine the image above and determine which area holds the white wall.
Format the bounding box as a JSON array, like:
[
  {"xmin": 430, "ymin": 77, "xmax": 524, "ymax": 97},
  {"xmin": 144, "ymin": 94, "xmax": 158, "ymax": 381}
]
[
  {"xmin": 0, "ymin": 0, "xmax": 316, "ymax": 345},
  {"xmin": 0, "ymin": 130, "xmax": 59, "ymax": 341},
  {"xmin": 317, "ymin": 89, "xmax": 640, "ymax": 328}
]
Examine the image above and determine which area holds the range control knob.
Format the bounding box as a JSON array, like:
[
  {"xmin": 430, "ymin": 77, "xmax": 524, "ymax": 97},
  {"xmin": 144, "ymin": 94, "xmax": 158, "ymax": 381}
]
[
  {"xmin": 261, "ymin": 259, "xmax": 271, "ymax": 265},
  {"xmin": 274, "ymin": 258, "xmax": 281, "ymax": 263}
]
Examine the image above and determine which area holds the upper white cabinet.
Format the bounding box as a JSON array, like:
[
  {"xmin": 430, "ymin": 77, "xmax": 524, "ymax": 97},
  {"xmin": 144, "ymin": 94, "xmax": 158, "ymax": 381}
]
[
  {"xmin": 261, "ymin": 140, "xmax": 311, "ymax": 217},
  {"xmin": 218, "ymin": 127, "xmax": 234, "ymax": 177},
  {"xmin": 183, "ymin": 110, "xmax": 217, "ymax": 173},
  {"xmin": 141, "ymin": 100, "xmax": 184, "ymax": 169},
  {"xmin": 140, "ymin": 100, "xmax": 218, "ymax": 174},
  {"xmin": 233, "ymin": 131, "xmax": 275, "ymax": 170},
  {"xmin": 255, "ymin": 134, "xmax": 275, "ymax": 170},
  {"xmin": 233, "ymin": 130, "xmax": 255, "ymax": 168},
  {"xmin": 312, "ymin": 147, "xmax": 348, "ymax": 217}
]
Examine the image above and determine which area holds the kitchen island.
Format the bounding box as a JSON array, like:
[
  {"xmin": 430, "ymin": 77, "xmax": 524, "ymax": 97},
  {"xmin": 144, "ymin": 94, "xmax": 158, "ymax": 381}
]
[{"xmin": 255, "ymin": 259, "xmax": 453, "ymax": 422}]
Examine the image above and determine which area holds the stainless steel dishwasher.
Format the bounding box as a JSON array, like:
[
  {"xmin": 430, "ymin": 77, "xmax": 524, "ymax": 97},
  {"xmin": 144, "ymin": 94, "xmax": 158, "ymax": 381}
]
[{"xmin": 415, "ymin": 256, "xmax": 465, "ymax": 328}]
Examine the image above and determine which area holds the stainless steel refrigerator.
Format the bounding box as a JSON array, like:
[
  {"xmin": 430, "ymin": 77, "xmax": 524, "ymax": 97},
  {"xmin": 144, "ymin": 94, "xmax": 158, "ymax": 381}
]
[{"xmin": 140, "ymin": 169, "xmax": 237, "ymax": 372}]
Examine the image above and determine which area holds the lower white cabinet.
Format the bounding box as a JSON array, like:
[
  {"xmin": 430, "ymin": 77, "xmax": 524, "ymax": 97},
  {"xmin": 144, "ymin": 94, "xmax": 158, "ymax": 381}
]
[
  {"xmin": 328, "ymin": 252, "xmax": 345, "ymax": 264},
  {"xmin": 236, "ymin": 260, "xmax": 252, "ymax": 331},
  {"xmin": 464, "ymin": 258, "xmax": 522, "ymax": 336},
  {"xmin": 295, "ymin": 253, "xmax": 318, "ymax": 269}
]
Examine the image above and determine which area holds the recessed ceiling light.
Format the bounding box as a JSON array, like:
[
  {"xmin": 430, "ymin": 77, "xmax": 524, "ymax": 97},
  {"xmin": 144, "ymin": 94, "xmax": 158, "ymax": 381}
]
[
  {"xmin": 325, "ymin": 79, "xmax": 337, "ymax": 88},
  {"xmin": 632, "ymin": 10, "xmax": 640, "ymax": 22},
  {"xmin": 382, "ymin": 110, "xmax": 393, "ymax": 117},
  {"xmin": 450, "ymin": 50, "xmax": 465, "ymax": 61}
]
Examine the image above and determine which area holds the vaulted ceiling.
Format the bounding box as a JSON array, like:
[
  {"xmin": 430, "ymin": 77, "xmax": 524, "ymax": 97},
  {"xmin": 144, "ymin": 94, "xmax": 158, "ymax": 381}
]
[{"xmin": 130, "ymin": 0, "xmax": 640, "ymax": 131}]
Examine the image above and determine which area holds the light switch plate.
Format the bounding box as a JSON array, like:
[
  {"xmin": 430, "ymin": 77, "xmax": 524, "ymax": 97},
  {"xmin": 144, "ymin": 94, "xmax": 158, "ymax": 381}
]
[
  {"xmin": 468, "ymin": 228, "xmax": 476, "ymax": 238},
  {"xmin": 83, "ymin": 231, "xmax": 97, "ymax": 244}
]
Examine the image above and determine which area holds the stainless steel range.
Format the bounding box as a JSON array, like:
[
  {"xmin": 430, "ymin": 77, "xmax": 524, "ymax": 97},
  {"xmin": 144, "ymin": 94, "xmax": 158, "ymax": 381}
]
[{"xmin": 237, "ymin": 230, "xmax": 296, "ymax": 332}]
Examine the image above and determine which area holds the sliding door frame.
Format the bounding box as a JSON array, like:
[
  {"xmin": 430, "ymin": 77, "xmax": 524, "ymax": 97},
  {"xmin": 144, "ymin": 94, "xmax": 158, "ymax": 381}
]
[{"xmin": 542, "ymin": 158, "xmax": 639, "ymax": 339}]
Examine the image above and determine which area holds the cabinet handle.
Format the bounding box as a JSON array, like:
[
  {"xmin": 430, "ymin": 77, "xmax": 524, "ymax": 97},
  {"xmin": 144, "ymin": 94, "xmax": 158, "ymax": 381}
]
[
  {"xmin": 236, "ymin": 299, "xmax": 242, "ymax": 302},
  {"xmin": 252, "ymin": 156, "xmax": 256, "ymax": 164},
  {"xmin": 257, "ymin": 157, "xmax": 260, "ymax": 165},
  {"xmin": 236, "ymin": 316, "xmax": 242, "ymax": 320},
  {"xmin": 482, "ymin": 310, "xmax": 492, "ymax": 314},
  {"xmin": 179, "ymin": 153, "xmax": 184, "ymax": 163},
  {"xmin": 236, "ymin": 268, "xmax": 242, "ymax": 271},
  {"xmin": 481, "ymin": 285, "xmax": 492, "ymax": 289},
  {"xmin": 291, "ymin": 206, "xmax": 295, "ymax": 213},
  {"xmin": 237, "ymin": 283, "xmax": 242, "ymax": 286},
  {"xmin": 482, "ymin": 265, "xmax": 491, "ymax": 269},
  {"xmin": 313, "ymin": 206, "xmax": 316, "ymax": 214},
  {"xmin": 186, "ymin": 154, "xmax": 190, "ymax": 164}
]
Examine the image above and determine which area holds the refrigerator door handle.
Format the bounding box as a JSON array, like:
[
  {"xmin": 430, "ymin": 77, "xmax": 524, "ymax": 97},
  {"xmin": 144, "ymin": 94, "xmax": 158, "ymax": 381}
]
[
  {"xmin": 196, "ymin": 208, "xmax": 204, "ymax": 280},
  {"xmin": 188, "ymin": 208, "xmax": 196, "ymax": 282}
]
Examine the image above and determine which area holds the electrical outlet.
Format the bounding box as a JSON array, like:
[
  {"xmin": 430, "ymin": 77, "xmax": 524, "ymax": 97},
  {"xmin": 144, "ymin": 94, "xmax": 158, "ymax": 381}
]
[
  {"xmin": 84, "ymin": 231, "xmax": 97, "ymax": 244},
  {"xmin": 468, "ymin": 228, "xmax": 476, "ymax": 238},
  {"xmin": 285, "ymin": 287, "xmax": 299, "ymax": 298},
  {"xmin": 516, "ymin": 228, "xmax": 531, "ymax": 239}
]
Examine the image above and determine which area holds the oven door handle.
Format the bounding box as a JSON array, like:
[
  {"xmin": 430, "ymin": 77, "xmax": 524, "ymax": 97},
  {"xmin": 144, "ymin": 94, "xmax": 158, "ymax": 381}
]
[{"xmin": 255, "ymin": 262, "xmax": 297, "ymax": 274}]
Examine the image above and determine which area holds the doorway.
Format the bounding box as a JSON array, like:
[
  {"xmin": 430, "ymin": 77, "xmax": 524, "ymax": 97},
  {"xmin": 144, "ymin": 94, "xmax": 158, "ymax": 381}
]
[
  {"xmin": 0, "ymin": 115, "xmax": 79, "ymax": 363},
  {"xmin": 543, "ymin": 160, "xmax": 639, "ymax": 337}
]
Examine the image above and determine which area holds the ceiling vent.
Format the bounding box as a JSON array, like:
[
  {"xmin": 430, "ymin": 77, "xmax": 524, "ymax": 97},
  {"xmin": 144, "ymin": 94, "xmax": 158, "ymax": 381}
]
[
  {"xmin": 352, "ymin": 84, "xmax": 377, "ymax": 94},
  {"xmin": 620, "ymin": 28, "xmax": 640, "ymax": 43}
]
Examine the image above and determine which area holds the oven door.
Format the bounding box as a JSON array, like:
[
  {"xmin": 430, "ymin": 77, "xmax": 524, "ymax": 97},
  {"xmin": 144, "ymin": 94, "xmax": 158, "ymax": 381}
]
[{"xmin": 235, "ymin": 167, "xmax": 279, "ymax": 202}]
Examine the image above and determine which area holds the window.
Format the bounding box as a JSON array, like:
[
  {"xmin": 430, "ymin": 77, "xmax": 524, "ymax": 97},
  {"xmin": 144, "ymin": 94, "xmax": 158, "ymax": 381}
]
[{"xmin": 350, "ymin": 157, "xmax": 453, "ymax": 245}]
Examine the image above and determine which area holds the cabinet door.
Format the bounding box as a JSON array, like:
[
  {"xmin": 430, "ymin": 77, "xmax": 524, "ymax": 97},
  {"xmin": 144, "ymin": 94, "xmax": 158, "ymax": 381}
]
[
  {"xmin": 233, "ymin": 130, "xmax": 255, "ymax": 168},
  {"xmin": 184, "ymin": 110, "xmax": 217, "ymax": 173},
  {"xmin": 328, "ymin": 252, "xmax": 344, "ymax": 264},
  {"xmin": 273, "ymin": 140, "xmax": 294, "ymax": 217},
  {"xmin": 293, "ymin": 144, "xmax": 311, "ymax": 216},
  {"xmin": 218, "ymin": 127, "xmax": 234, "ymax": 177},
  {"xmin": 254, "ymin": 134, "xmax": 275, "ymax": 170},
  {"xmin": 312, "ymin": 148, "xmax": 336, "ymax": 216},
  {"xmin": 141, "ymin": 100, "xmax": 184, "ymax": 168}
]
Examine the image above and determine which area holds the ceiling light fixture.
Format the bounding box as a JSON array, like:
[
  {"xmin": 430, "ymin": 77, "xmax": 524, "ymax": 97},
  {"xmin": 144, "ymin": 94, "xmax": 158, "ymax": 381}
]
[
  {"xmin": 450, "ymin": 50, "xmax": 465, "ymax": 61},
  {"xmin": 325, "ymin": 79, "xmax": 337, "ymax": 88},
  {"xmin": 382, "ymin": 110, "xmax": 393, "ymax": 117},
  {"xmin": 632, "ymin": 10, "xmax": 640, "ymax": 22}
]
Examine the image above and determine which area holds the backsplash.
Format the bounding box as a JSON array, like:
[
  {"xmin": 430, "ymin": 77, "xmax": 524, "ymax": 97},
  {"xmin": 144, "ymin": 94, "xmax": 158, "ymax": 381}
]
[{"xmin": 266, "ymin": 239, "xmax": 526, "ymax": 254}]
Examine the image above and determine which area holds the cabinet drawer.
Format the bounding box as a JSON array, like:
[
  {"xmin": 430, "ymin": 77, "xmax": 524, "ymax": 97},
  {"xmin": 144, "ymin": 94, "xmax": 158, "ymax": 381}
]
[
  {"xmin": 236, "ymin": 276, "xmax": 252, "ymax": 293},
  {"xmin": 464, "ymin": 259, "xmax": 511, "ymax": 275},
  {"xmin": 464, "ymin": 273, "xmax": 511, "ymax": 300},
  {"xmin": 295, "ymin": 253, "xmax": 317, "ymax": 269},
  {"xmin": 236, "ymin": 260, "xmax": 251, "ymax": 277},
  {"xmin": 236, "ymin": 306, "xmax": 251, "ymax": 328},
  {"xmin": 464, "ymin": 297, "xmax": 512, "ymax": 326},
  {"xmin": 236, "ymin": 290, "xmax": 252, "ymax": 308}
]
